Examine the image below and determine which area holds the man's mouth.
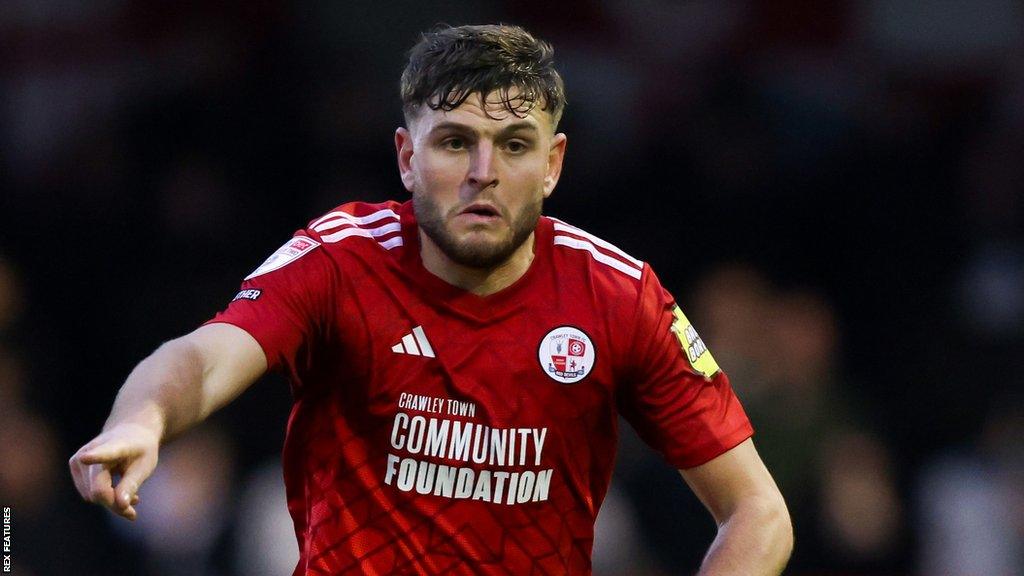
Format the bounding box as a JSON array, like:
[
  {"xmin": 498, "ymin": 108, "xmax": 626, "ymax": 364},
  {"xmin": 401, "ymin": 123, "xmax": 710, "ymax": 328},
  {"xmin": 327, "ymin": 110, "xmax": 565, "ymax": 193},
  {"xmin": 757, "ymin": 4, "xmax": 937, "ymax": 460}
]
[{"xmin": 457, "ymin": 203, "xmax": 501, "ymax": 219}]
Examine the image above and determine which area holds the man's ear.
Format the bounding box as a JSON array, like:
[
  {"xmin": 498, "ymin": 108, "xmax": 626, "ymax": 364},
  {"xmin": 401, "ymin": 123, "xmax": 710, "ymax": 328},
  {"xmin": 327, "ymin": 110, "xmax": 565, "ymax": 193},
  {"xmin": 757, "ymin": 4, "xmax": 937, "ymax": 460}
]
[
  {"xmin": 543, "ymin": 132, "xmax": 568, "ymax": 198},
  {"xmin": 395, "ymin": 127, "xmax": 415, "ymax": 193}
]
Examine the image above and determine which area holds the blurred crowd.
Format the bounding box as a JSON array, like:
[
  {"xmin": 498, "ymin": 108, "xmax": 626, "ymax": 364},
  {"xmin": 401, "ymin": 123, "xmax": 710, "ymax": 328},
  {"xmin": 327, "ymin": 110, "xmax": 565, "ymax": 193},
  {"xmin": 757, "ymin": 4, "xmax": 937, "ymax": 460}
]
[{"xmin": 2, "ymin": 1, "xmax": 1022, "ymax": 575}]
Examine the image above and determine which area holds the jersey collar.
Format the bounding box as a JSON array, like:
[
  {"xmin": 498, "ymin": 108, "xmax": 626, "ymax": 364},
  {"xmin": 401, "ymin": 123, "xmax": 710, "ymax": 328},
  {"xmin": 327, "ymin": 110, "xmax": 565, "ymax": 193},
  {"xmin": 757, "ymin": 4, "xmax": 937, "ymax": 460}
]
[{"xmin": 398, "ymin": 200, "xmax": 552, "ymax": 322}]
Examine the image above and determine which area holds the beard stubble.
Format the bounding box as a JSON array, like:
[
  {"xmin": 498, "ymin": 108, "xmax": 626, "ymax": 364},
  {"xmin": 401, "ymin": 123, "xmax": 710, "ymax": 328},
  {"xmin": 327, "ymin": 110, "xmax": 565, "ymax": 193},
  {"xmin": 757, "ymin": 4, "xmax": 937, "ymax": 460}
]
[{"xmin": 414, "ymin": 192, "xmax": 543, "ymax": 269}]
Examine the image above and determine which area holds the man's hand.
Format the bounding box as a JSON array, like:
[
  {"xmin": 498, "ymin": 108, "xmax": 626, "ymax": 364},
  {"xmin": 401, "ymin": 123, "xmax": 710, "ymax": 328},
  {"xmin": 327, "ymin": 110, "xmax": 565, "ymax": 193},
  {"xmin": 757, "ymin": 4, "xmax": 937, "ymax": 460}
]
[
  {"xmin": 69, "ymin": 422, "xmax": 160, "ymax": 521},
  {"xmin": 68, "ymin": 324, "xmax": 267, "ymax": 521}
]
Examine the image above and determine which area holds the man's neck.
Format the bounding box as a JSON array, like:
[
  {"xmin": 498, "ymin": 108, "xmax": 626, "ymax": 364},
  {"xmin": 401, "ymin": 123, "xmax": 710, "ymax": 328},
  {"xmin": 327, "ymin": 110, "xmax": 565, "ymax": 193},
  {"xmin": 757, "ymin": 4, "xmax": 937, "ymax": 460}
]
[{"xmin": 419, "ymin": 231, "xmax": 536, "ymax": 296}]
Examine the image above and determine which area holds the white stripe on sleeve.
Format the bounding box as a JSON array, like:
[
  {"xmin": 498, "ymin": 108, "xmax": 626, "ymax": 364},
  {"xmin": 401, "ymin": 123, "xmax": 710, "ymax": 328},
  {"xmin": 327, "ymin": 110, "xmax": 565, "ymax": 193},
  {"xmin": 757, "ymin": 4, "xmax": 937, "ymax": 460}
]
[{"xmin": 553, "ymin": 236, "xmax": 643, "ymax": 280}]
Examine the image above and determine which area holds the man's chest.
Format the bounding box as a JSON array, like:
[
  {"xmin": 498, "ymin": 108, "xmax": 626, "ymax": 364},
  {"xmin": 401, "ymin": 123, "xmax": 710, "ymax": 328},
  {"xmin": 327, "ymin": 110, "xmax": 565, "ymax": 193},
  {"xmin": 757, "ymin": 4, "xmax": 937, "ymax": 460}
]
[{"xmin": 335, "ymin": 281, "xmax": 622, "ymax": 428}]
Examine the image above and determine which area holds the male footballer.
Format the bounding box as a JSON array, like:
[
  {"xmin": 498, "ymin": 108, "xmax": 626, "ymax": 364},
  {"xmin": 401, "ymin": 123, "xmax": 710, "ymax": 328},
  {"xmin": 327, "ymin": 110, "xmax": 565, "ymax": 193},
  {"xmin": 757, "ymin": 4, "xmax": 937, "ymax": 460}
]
[{"xmin": 70, "ymin": 24, "xmax": 792, "ymax": 575}]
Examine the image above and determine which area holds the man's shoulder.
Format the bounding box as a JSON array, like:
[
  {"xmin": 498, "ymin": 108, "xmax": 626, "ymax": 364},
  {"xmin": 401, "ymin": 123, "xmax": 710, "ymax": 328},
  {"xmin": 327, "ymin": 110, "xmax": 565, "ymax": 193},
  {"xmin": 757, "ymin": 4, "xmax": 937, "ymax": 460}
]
[
  {"xmin": 544, "ymin": 215, "xmax": 648, "ymax": 289},
  {"xmin": 303, "ymin": 200, "xmax": 407, "ymax": 255}
]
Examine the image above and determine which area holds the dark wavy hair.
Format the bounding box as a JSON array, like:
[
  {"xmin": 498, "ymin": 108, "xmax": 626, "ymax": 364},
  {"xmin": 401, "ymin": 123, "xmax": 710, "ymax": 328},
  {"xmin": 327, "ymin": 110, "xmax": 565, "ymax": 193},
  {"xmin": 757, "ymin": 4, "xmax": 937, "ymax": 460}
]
[{"xmin": 401, "ymin": 24, "xmax": 566, "ymax": 130}]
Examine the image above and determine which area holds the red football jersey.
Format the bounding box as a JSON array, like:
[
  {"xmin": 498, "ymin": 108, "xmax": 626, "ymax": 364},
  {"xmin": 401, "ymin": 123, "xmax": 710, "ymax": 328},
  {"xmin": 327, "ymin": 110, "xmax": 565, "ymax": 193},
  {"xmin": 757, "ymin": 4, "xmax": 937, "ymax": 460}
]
[{"xmin": 209, "ymin": 200, "xmax": 752, "ymax": 575}]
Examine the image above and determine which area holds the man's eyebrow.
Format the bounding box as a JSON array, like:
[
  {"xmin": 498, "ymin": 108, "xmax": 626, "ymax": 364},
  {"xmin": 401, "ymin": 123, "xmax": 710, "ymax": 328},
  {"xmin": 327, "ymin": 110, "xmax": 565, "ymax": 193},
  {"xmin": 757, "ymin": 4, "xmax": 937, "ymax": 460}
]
[
  {"xmin": 427, "ymin": 121, "xmax": 540, "ymax": 136},
  {"xmin": 497, "ymin": 121, "xmax": 540, "ymax": 135}
]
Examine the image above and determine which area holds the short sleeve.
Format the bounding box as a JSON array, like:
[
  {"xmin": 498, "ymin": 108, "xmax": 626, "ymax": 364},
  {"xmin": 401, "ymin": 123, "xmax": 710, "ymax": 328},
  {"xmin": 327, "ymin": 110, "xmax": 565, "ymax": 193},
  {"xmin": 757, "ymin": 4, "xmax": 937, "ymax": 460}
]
[
  {"xmin": 205, "ymin": 230, "xmax": 335, "ymax": 385},
  {"xmin": 618, "ymin": 267, "xmax": 753, "ymax": 469}
]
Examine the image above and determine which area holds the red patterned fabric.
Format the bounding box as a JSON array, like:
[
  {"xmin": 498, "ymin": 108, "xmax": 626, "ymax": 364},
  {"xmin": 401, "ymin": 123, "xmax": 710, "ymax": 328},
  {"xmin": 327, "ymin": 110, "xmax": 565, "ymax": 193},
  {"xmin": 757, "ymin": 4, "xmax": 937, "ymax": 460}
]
[{"xmin": 208, "ymin": 200, "xmax": 752, "ymax": 575}]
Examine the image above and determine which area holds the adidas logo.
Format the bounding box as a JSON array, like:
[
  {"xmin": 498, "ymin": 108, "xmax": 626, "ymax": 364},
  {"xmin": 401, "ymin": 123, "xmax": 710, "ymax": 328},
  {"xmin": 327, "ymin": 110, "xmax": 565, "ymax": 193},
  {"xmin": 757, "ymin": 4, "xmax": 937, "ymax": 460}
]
[{"xmin": 391, "ymin": 326, "xmax": 435, "ymax": 358}]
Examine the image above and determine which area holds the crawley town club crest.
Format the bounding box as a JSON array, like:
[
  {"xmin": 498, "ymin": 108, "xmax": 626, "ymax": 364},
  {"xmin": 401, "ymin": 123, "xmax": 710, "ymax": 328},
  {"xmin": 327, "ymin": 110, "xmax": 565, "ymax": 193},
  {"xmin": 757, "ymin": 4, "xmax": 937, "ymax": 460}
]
[{"xmin": 538, "ymin": 326, "xmax": 595, "ymax": 384}]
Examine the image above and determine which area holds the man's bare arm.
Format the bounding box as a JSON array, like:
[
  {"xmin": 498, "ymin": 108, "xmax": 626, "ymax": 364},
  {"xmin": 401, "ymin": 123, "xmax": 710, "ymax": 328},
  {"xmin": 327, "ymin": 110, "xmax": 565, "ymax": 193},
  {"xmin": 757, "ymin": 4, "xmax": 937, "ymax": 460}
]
[
  {"xmin": 681, "ymin": 438, "xmax": 793, "ymax": 575},
  {"xmin": 68, "ymin": 323, "xmax": 266, "ymax": 521}
]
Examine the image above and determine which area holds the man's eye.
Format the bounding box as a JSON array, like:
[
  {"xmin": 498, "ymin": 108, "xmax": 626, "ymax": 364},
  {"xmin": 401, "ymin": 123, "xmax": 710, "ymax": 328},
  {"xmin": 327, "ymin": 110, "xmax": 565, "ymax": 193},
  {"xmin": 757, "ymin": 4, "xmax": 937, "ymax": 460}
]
[
  {"xmin": 505, "ymin": 140, "xmax": 528, "ymax": 153},
  {"xmin": 443, "ymin": 138, "xmax": 465, "ymax": 150}
]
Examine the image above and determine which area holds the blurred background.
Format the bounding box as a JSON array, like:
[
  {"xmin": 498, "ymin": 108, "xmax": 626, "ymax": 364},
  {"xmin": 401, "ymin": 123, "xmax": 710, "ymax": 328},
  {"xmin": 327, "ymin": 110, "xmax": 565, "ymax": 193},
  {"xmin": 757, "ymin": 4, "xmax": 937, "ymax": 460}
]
[{"xmin": 2, "ymin": 1, "xmax": 1022, "ymax": 574}]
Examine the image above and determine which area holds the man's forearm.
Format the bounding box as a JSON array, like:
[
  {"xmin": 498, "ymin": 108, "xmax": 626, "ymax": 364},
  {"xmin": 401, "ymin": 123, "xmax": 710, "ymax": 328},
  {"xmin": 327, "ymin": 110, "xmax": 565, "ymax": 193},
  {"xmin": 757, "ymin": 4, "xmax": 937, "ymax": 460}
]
[
  {"xmin": 104, "ymin": 338, "xmax": 207, "ymax": 440},
  {"xmin": 71, "ymin": 324, "xmax": 264, "ymax": 520},
  {"xmin": 698, "ymin": 495, "xmax": 793, "ymax": 576}
]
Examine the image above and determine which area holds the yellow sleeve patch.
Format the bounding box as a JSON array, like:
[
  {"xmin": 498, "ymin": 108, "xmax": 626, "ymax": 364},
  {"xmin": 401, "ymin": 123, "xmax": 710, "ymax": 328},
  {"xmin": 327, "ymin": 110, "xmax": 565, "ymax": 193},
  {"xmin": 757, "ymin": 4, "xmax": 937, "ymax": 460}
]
[{"xmin": 670, "ymin": 305, "xmax": 721, "ymax": 379}]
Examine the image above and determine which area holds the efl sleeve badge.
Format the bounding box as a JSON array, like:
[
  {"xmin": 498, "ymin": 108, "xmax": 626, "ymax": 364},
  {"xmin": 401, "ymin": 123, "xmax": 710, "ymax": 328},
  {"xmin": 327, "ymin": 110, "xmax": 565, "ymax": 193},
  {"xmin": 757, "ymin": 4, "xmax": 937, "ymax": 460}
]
[
  {"xmin": 669, "ymin": 305, "xmax": 721, "ymax": 379},
  {"xmin": 244, "ymin": 236, "xmax": 321, "ymax": 280}
]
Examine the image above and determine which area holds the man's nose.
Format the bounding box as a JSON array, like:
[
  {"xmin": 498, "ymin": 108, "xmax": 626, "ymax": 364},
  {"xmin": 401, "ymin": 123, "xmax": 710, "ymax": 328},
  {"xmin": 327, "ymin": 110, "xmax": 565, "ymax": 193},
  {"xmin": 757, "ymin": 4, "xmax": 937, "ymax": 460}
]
[{"xmin": 467, "ymin": 142, "xmax": 499, "ymax": 190}]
